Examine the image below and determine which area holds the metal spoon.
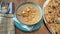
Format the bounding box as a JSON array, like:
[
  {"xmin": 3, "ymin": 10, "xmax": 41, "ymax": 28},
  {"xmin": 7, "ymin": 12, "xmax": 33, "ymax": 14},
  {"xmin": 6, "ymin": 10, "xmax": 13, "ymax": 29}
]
[{"xmin": 1, "ymin": 1, "xmax": 8, "ymax": 14}]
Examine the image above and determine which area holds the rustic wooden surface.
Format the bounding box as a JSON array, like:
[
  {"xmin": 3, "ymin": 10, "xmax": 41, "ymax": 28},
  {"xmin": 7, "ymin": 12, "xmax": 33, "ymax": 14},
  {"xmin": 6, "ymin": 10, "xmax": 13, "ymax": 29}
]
[{"xmin": 6, "ymin": 0, "xmax": 50, "ymax": 34}]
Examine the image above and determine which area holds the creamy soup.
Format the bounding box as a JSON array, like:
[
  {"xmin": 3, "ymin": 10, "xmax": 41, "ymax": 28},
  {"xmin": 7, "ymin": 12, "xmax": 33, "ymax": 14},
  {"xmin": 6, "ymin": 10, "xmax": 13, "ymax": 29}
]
[{"xmin": 17, "ymin": 4, "xmax": 40, "ymax": 25}]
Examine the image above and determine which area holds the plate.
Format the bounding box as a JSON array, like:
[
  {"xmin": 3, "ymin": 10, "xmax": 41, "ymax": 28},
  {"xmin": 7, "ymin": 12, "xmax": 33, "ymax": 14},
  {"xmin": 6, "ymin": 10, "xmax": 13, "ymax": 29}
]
[{"xmin": 43, "ymin": 0, "xmax": 58, "ymax": 34}]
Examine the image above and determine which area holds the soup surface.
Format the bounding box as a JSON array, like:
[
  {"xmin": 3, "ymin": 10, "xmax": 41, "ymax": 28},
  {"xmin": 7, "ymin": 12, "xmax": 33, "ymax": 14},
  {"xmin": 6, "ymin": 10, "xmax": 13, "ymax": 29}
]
[{"xmin": 17, "ymin": 4, "xmax": 40, "ymax": 25}]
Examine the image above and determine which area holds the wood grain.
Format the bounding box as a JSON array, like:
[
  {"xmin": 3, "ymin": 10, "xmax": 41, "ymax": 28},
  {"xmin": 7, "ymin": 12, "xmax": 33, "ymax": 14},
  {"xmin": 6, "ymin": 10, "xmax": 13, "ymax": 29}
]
[{"xmin": 3, "ymin": 0, "xmax": 50, "ymax": 34}]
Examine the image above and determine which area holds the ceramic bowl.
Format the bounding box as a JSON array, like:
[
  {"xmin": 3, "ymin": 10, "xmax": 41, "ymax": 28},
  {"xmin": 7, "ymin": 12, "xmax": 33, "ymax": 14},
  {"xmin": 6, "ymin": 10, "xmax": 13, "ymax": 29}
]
[{"xmin": 14, "ymin": 2, "xmax": 43, "ymax": 32}]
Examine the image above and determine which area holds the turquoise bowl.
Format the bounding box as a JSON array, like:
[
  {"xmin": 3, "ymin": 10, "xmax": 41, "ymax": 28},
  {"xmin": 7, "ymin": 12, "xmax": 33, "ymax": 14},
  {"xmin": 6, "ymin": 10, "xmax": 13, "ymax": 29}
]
[{"xmin": 14, "ymin": 2, "xmax": 43, "ymax": 32}]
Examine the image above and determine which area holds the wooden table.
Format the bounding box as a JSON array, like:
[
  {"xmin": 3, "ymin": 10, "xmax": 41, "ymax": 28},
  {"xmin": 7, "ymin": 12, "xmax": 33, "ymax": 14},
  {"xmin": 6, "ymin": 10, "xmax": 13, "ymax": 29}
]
[{"xmin": 6, "ymin": 0, "xmax": 50, "ymax": 34}]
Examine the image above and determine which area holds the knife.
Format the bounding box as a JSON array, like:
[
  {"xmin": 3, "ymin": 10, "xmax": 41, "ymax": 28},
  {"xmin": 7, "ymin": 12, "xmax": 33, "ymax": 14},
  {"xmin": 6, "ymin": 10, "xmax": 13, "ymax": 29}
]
[{"xmin": 8, "ymin": 2, "xmax": 13, "ymax": 14}]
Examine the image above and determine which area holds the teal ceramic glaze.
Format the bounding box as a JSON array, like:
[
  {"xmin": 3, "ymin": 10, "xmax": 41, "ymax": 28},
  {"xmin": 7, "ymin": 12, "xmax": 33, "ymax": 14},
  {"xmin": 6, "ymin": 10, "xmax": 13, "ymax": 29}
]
[{"xmin": 14, "ymin": 2, "xmax": 43, "ymax": 32}]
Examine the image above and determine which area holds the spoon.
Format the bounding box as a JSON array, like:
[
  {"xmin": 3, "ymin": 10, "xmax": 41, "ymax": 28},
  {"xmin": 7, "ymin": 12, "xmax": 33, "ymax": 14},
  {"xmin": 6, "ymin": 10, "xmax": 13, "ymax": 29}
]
[{"xmin": 1, "ymin": 1, "xmax": 8, "ymax": 14}]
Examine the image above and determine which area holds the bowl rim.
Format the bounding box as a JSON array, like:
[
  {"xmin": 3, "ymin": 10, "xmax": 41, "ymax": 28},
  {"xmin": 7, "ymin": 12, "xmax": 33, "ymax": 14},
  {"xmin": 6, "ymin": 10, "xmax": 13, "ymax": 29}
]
[{"xmin": 14, "ymin": 2, "xmax": 43, "ymax": 25}]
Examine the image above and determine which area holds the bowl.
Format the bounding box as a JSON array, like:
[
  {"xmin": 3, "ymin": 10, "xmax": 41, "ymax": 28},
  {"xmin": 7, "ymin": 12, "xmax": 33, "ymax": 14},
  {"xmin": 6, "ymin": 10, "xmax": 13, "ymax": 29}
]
[{"xmin": 14, "ymin": 2, "xmax": 43, "ymax": 31}]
